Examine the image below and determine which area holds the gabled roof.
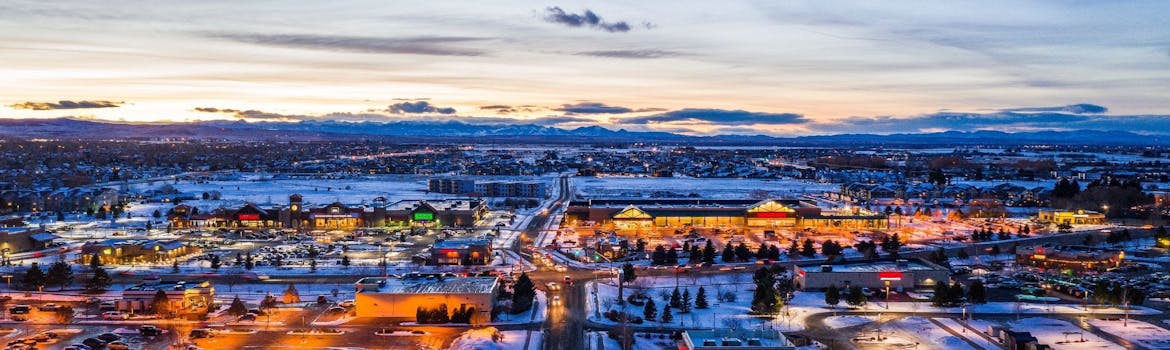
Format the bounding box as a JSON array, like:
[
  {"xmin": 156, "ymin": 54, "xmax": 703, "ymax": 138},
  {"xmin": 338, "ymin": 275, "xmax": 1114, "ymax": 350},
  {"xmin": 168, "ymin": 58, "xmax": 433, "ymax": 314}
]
[{"xmin": 613, "ymin": 205, "xmax": 652, "ymax": 219}]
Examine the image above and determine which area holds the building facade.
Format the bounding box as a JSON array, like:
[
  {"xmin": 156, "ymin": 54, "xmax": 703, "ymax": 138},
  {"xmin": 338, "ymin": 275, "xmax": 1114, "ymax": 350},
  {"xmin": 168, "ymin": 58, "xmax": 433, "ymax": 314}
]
[
  {"xmin": 430, "ymin": 238, "xmax": 492, "ymax": 265},
  {"xmin": 353, "ymin": 276, "xmax": 498, "ymax": 324},
  {"xmin": 1037, "ymin": 210, "xmax": 1106, "ymax": 225},
  {"xmin": 565, "ymin": 199, "xmax": 887, "ymax": 233},
  {"xmin": 793, "ymin": 259, "xmax": 950, "ymax": 290},
  {"xmin": 168, "ymin": 195, "xmax": 487, "ymax": 230},
  {"xmin": 1015, "ymin": 245, "xmax": 1125, "ymax": 272}
]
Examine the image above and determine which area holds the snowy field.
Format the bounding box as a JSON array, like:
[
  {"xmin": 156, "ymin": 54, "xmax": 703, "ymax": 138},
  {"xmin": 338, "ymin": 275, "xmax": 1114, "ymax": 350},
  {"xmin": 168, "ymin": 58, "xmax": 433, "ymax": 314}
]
[
  {"xmin": 588, "ymin": 273, "xmax": 811, "ymax": 331},
  {"xmin": 1088, "ymin": 318, "xmax": 1170, "ymax": 350},
  {"xmin": 823, "ymin": 315, "xmax": 876, "ymax": 328},
  {"xmin": 449, "ymin": 327, "xmax": 538, "ymax": 350},
  {"xmin": 878, "ymin": 316, "xmax": 976, "ymax": 350},
  {"xmin": 1010, "ymin": 317, "xmax": 1121, "ymax": 350},
  {"xmin": 573, "ymin": 176, "xmax": 836, "ymax": 199}
]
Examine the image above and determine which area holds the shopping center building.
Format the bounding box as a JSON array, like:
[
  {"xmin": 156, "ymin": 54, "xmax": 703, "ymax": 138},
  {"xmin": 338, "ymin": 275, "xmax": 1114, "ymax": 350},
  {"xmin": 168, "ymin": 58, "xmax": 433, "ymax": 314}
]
[{"xmin": 564, "ymin": 199, "xmax": 887, "ymax": 233}]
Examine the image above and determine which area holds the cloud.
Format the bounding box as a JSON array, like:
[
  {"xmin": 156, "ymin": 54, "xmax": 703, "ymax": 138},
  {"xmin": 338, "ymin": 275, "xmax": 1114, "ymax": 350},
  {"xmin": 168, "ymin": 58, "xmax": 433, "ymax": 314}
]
[
  {"xmin": 387, "ymin": 101, "xmax": 456, "ymax": 114},
  {"xmin": 10, "ymin": 100, "xmax": 123, "ymax": 110},
  {"xmin": 542, "ymin": 7, "xmax": 642, "ymax": 32},
  {"xmin": 207, "ymin": 33, "xmax": 489, "ymax": 56},
  {"xmin": 622, "ymin": 109, "xmax": 808, "ymax": 125},
  {"xmin": 576, "ymin": 50, "xmax": 680, "ymax": 59},
  {"xmin": 479, "ymin": 105, "xmax": 543, "ymax": 114},
  {"xmin": 555, "ymin": 102, "xmax": 634, "ymax": 114},
  {"xmin": 1000, "ymin": 103, "xmax": 1108, "ymax": 114},
  {"xmin": 820, "ymin": 104, "xmax": 1170, "ymax": 135}
]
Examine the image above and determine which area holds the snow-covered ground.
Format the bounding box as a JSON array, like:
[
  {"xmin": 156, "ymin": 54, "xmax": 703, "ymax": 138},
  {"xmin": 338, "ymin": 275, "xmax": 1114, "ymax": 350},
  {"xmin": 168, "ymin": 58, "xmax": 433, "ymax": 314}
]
[
  {"xmin": 1010, "ymin": 317, "xmax": 1121, "ymax": 350},
  {"xmin": 879, "ymin": 316, "xmax": 976, "ymax": 350},
  {"xmin": 449, "ymin": 327, "xmax": 535, "ymax": 350},
  {"xmin": 588, "ymin": 331, "xmax": 679, "ymax": 350},
  {"xmin": 1088, "ymin": 318, "xmax": 1170, "ymax": 350},
  {"xmin": 572, "ymin": 177, "xmax": 836, "ymax": 199},
  {"xmin": 823, "ymin": 315, "xmax": 876, "ymax": 328},
  {"xmin": 588, "ymin": 273, "xmax": 811, "ymax": 331}
]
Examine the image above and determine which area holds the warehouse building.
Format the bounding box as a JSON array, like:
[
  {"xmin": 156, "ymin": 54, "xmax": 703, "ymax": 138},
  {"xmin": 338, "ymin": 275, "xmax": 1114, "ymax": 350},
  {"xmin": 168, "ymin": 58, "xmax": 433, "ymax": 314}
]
[
  {"xmin": 353, "ymin": 275, "xmax": 498, "ymax": 324},
  {"xmin": 793, "ymin": 259, "xmax": 949, "ymax": 290}
]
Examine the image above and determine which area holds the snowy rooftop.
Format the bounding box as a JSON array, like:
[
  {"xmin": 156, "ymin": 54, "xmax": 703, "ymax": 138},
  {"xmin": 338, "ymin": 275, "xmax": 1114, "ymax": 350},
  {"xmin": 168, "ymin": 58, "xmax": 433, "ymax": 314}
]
[
  {"xmin": 683, "ymin": 329, "xmax": 794, "ymax": 349},
  {"xmin": 798, "ymin": 259, "xmax": 945, "ymax": 273},
  {"xmin": 433, "ymin": 238, "xmax": 490, "ymax": 249},
  {"xmin": 385, "ymin": 199, "xmax": 481, "ymax": 211},
  {"xmin": 355, "ymin": 276, "xmax": 498, "ymax": 294}
]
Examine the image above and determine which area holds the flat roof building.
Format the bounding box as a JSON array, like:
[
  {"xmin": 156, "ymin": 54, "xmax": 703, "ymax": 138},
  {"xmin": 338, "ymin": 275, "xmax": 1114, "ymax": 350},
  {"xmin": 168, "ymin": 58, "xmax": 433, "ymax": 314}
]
[
  {"xmin": 681, "ymin": 329, "xmax": 796, "ymax": 350},
  {"xmin": 354, "ymin": 276, "xmax": 498, "ymax": 324},
  {"xmin": 794, "ymin": 259, "xmax": 949, "ymax": 290}
]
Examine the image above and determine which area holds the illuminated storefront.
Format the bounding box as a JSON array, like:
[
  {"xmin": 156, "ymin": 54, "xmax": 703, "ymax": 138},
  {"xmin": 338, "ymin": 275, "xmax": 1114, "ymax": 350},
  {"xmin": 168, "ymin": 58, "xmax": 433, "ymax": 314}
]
[{"xmin": 565, "ymin": 199, "xmax": 887, "ymax": 233}]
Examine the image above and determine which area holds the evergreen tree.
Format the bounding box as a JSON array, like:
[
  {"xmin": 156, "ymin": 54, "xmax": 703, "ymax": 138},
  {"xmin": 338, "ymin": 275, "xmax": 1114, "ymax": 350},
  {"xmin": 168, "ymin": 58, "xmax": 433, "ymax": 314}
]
[
  {"xmin": 949, "ymin": 281, "xmax": 966, "ymax": 305},
  {"xmin": 621, "ymin": 263, "xmax": 637, "ymax": 284},
  {"xmin": 21, "ymin": 262, "xmax": 45, "ymax": 291},
  {"xmin": 824, "ymin": 284, "xmax": 841, "ymax": 307},
  {"xmin": 46, "ymin": 261, "xmax": 74, "ymax": 291},
  {"xmin": 750, "ymin": 268, "xmax": 779, "ymax": 314},
  {"xmin": 652, "ymin": 245, "xmax": 668, "ymax": 265},
  {"xmin": 968, "ymin": 280, "xmax": 987, "ymax": 304},
  {"xmin": 340, "ymin": 255, "xmax": 351, "ymax": 268},
  {"xmin": 989, "ymin": 245, "xmax": 1001, "ymax": 256},
  {"xmin": 172, "ymin": 260, "xmax": 180, "ymax": 273},
  {"xmin": 511, "ymin": 272, "xmax": 536, "ymax": 313},
  {"xmin": 228, "ymin": 295, "xmax": 248, "ymax": 316},
  {"xmin": 931, "ymin": 283, "xmax": 950, "ymax": 307},
  {"xmin": 695, "ymin": 287, "xmax": 709, "ymax": 309},
  {"xmin": 681, "ymin": 288, "xmax": 692, "ymax": 314},
  {"xmin": 89, "ymin": 254, "xmax": 102, "ymax": 270},
  {"xmin": 788, "ymin": 240, "xmax": 800, "ymax": 257},
  {"xmin": 152, "ymin": 289, "xmax": 171, "ymax": 317},
  {"xmin": 800, "ymin": 239, "xmax": 817, "ymax": 258},
  {"xmin": 661, "ymin": 306, "xmax": 673, "ymax": 323},
  {"xmin": 845, "ymin": 286, "xmax": 866, "ymax": 307},
  {"xmin": 956, "ymin": 249, "xmax": 970, "ymax": 260},
  {"xmin": 87, "ymin": 267, "xmax": 111, "ymax": 292},
  {"xmin": 703, "ymin": 240, "xmax": 716, "ymax": 264},
  {"xmin": 643, "ymin": 298, "xmax": 657, "ymax": 321},
  {"xmin": 670, "ymin": 287, "xmax": 682, "ymax": 309},
  {"xmin": 722, "ymin": 244, "xmax": 735, "ymax": 262},
  {"xmin": 210, "ymin": 255, "xmax": 221, "ymax": 271},
  {"xmin": 666, "ymin": 247, "xmax": 679, "ymax": 265}
]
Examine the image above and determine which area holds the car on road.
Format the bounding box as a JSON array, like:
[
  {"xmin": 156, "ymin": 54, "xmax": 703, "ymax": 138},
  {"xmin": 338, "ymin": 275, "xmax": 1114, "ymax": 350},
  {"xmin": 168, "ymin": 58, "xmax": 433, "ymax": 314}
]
[
  {"xmin": 107, "ymin": 341, "xmax": 131, "ymax": 350},
  {"xmin": 338, "ymin": 300, "xmax": 355, "ymax": 308},
  {"xmin": 554, "ymin": 265, "xmax": 568, "ymax": 272},
  {"xmin": 101, "ymin": 311, "xmax": 128, "ymax": 320},
  {"xmin": 546, "ymin": 282, "xmax": 561, "ymax": 291},
  {"xmin": 551, "ymin": 295, "xmax": 561, "ymax": 306},
  {"xmin": 563, "ymin": 275, "xmax": 573, "ymax": 285},
  {"xmin": 96, "ymin": 333, "xmax": 121, "ymax": 343},
  {"xmin": 238, "ymin": 313, "xmax": 258, "ymax": 322}
]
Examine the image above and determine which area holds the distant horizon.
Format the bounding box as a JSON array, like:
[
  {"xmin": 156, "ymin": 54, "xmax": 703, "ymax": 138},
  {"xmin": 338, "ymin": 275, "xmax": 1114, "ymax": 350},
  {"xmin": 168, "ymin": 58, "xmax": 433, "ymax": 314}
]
[{"xmin": 3, "ymin": 1, "xmax": 1170, "ymax": 136}]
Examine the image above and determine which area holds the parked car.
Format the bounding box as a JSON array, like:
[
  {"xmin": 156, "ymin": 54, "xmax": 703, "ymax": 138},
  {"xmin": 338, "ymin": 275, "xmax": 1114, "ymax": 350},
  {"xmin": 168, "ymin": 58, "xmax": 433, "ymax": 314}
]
[
  {"xmin": 140, "ymin": 325, "xmax": 163, "ymax": 337},
  {"xmin": 96, "ymin": 333, "xmax": 121, "ymax": 343},
  {"xmin": 101, "ymin": 311, "xmax": 128, "ymax": 320},
  {"xmin": 107, "ymin": 341, "xmax": 131, "ymax": 350},
  {"xmin": 189, "ymin": 328, "xmax": 214, "ymax": 339},
  {"xmin": 81, "ymin": 338, "xmax": 107, "ymax": 349},
  {"xmin": 37, "ymin": 303, "xmax": 61, "ymax": 311},
  {"xmin": 338, "ymin": 300, "xmax": 355, "ymax": 308},
  {"xmin": 238, "ymin": 313, "xmax": 258, "ymax": 322}
]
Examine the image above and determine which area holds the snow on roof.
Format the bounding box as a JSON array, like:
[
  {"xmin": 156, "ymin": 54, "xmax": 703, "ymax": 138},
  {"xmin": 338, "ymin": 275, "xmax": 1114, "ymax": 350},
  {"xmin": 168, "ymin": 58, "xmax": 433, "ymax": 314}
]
[
  {"xmin": 684, "ymin": 329, "xmax": 794, "ymax": 348},
  {"xmin": 29, "ymin": 232, "xmax": 61, "ymax": 242},
  {"xmin": 356, "ymin": 276, "xmax": 498, "ymax": 294},
  {"xmin": 798, "ymin": 259, "xmax": 946, "ymax": 273}
]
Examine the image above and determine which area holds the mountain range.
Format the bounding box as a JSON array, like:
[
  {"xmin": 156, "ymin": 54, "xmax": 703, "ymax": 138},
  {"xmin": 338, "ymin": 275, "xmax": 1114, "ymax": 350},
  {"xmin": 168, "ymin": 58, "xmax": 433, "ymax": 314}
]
[{"xmin": 0, "ymin": 117, "xmax": 1166, "ymax": 146}]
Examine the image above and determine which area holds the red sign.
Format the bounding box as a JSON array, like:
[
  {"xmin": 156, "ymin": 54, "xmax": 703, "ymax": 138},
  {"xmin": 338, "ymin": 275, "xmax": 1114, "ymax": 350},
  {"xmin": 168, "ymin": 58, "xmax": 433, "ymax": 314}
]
[
  {"xmin": 755, "ymin": 212, "xmax": 789, "ymax": 218},
  {"xmin": 797, "ymin": 269, "xmax": 806, "ymax": 277},
  {"xmin": 238, "ymin": 214, "xmax": 260, "ymax": 220},
  {"xmin": 878, "ymin": 271, "xmax": 903, "ymax": 281}
]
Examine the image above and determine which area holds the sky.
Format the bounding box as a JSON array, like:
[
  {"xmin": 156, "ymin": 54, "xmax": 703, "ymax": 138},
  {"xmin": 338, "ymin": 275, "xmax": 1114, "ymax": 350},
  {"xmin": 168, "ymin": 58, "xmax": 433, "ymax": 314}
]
[{"xmin": 3, "ymin": 0, "xmax": 1170, "ymax": 136}]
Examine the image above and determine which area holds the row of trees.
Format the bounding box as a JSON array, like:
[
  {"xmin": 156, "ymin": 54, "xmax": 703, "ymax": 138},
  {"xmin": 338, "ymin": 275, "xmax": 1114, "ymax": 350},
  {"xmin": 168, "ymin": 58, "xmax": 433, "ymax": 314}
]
[{"xmin": 19, "ymin": 256, "xmax": 111, "ymax": 292}]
